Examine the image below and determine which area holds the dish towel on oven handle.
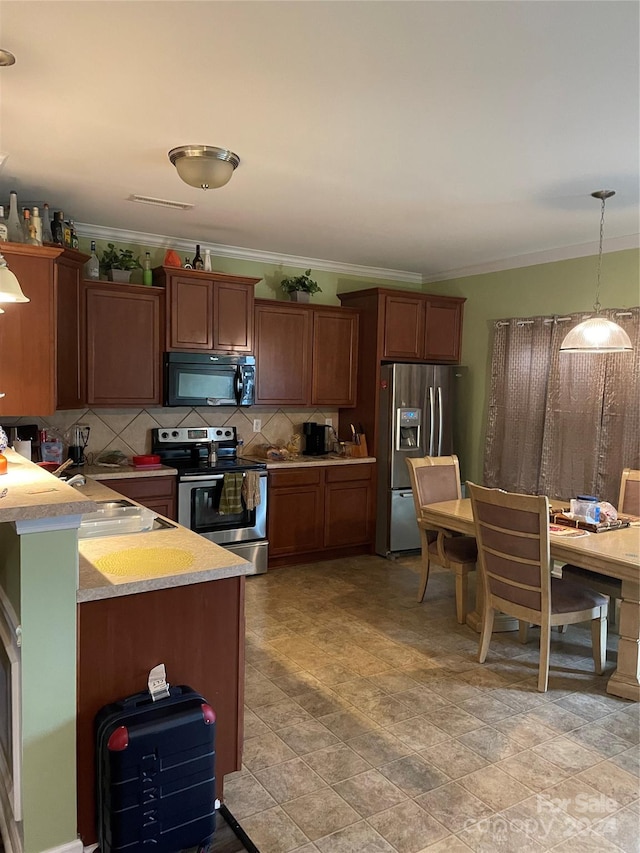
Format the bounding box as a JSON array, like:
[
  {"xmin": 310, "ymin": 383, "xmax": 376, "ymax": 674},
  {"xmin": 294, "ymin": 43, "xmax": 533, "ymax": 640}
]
[
  {"xmin": 219, "ymin": 472, "xmax": 243, "ymax": 514},
  {"xmin": 241, "ymin": 471, "xmax": 262, "ymax": 511}
]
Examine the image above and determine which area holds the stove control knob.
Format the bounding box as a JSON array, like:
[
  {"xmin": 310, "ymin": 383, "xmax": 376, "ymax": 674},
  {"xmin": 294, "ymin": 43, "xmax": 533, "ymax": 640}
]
[
  {"xmin": 171, "ymin": 430, "xmax": 179, "ymax": 437},
  {"xmin": 215, "ymin": 429, "xmax": 223, "ymax": 436},
  {"xmin": 160, "ymin": 431, "xmax": 169, "ymax": 439}
]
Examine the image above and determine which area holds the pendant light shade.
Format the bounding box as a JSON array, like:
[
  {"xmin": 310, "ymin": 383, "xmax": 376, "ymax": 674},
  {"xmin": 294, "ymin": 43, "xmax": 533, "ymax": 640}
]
[
  {"xmin": 0, "ymin": 253, "xmax": 29, "ymax": 303},
  {"xmin": 559, "ymin": 316, "xmax": 632, "ymax": 353},
  {"xmin": 560, "ymin": 190, "xmax": 632, "ymax": 354},
  {"xmin": 168, "ymin": 145, "xmax": 240, "ymax": 190}
]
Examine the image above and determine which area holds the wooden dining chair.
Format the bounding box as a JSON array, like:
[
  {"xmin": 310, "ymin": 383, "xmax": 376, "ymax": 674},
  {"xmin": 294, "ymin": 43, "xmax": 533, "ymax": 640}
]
[
  {"xmin": 405, "ymin": 456, "xmax": 477, "ymax": 622},
  {"xmin": 561, "ymin": 468, "xmax": 639, "ymax": 625},
  {"xmin": 467, "ymin": 482, "xmax": 608, "ymax": 692}
]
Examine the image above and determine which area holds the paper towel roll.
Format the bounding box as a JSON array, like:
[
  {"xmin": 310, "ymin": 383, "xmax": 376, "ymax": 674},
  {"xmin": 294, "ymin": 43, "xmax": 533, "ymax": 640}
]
[{"xmin": 13, "ymin": 440, "xmax": 32, "ymax": 460}]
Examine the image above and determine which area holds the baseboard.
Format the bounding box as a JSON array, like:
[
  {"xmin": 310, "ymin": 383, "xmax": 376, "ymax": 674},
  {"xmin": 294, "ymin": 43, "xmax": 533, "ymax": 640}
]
[{"xmin": 41, "ymin": 840, "xmax": 84, "ymax": 853}]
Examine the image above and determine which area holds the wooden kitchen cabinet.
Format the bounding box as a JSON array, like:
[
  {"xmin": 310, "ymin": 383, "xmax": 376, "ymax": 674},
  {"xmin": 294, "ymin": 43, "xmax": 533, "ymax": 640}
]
[
  {"xmin": 77, "ymin": 575, "xmax": 245, "ymax": 846},
  {"xmin": 324, "ymin": 464, "xmax": 374, "ymax": 548},
  {"xmin": 254, "ymin": 302, "xmax": 312, "ymax": 405},
  {"xmin": 254, "ymin": 300, "xmax": 359, "ymax": 407},
  {"xmin": 154, "ymin": 266, "xmax": 260, "ymax": 354},
  {"xmin": 267, "ymin": 468, "xmax": 324, "ymax": 557},
  {"xmin": 339, "ymin": 287, "xmax": 464, "ymax": 364},
  {"xmin": 268, "ymin": 463, "xmax": 375, "ymax": 567},
  {"xmin": 337, "ymin": 287, "xmax": 465, "ymax": 458},
  {"xmin": 84, "ymin": 282, "xmax": 163, "ymax": 407},
  {"xmin": 0, "ymin": 243, "xmax": 87, "ymax": 417},
  {"xmin": 105, "ymin": 474, "xmax": 177, "ymax": 520}
]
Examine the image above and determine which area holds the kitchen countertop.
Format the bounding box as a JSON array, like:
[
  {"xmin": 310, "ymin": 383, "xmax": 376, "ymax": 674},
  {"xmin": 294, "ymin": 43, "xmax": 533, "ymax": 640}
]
[
  {"xmin": 74, "ymin": 478, "xmax": 252, "ymax": 603},
  {"xmin": 244, "ymin": 454, "xmax": 376, "ymax": 470},
  {"xmin": 67, "ymin": 463, "xmax": 178, "ymax": 480},
  {"xmin": 0, "ymin": 449, "xmax": 97, "ymax": 523}
]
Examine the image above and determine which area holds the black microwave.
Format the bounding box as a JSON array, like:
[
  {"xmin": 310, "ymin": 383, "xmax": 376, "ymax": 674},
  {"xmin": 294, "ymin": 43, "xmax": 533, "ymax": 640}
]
[{"xmin": 164, "ymin": 353, "xmax": 255, "ymax": 407}]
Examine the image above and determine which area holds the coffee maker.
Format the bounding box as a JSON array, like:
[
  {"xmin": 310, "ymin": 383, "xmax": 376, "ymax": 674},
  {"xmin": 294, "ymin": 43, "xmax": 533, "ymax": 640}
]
[{"xmin": 303, "ymin": 422, "xmax": 330, "ymax": 456}]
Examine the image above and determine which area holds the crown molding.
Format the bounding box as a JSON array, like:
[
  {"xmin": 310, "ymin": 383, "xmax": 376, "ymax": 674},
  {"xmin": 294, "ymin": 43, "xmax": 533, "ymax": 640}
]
[
  {"xmin": 75, "ymin": 223, "xmax": 639, "ymax": 286},
  {"xmin": 422, "ymin": 234, "xmax": 640, "ymax": 283},
  {"xmin": 74, "ymin": 223, "xmax": 423, "ymax": 284}
]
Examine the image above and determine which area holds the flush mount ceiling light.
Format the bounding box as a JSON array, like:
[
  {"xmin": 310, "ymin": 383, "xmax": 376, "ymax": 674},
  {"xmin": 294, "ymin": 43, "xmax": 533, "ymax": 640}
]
[
  {"xmin": 0, "ymin": 253, "xmax": 29, "ymax": 303},
  {"xmin": 168, "ymin": 145, "xmax": 240, "ymax": 190},
  {"xmin": 0, "ymin": 49, "xmax": 15, "ymax": 66},
  {"xmin": 560, "ymin": 190, "xmax": 633, "ymax": 354}
]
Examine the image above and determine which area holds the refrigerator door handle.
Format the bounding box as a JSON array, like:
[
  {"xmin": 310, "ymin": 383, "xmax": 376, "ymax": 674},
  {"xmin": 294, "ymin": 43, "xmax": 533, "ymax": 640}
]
[
  {"xmin": 437, "ymin": 386, "xmax": 443, "ymax": 456},
  {"xmin": 428, "ymin": 386, "xmax": 435, "ymax": 456}
]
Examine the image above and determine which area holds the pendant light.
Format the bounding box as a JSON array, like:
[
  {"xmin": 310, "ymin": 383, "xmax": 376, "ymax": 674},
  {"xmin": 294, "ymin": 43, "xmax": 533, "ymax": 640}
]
[
  {"xmin": 168, "ymin": 145, "xmax": 240, "ymax": 190},
  {"xmin": 0, "ymin": 252, "xmax": 29, "ymax": 303},
  {"xmin": 560, "ymin": 190, "xmax": 632, "ymax": 353}
]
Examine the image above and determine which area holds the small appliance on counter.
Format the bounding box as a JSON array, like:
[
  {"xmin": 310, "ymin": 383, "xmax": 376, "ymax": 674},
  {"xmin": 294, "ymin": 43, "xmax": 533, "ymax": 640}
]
[{"xmin": 302, "ymin": 422, "xmax": 331, "ymax": 456}]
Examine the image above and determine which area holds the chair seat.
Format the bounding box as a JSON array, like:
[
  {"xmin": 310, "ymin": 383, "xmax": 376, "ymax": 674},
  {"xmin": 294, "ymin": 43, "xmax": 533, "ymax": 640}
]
[
  {"xmin": 428, "ymin": 534, "xmax": 477, "ymax": 564},
  {"xmin": 561, "ymin": 564, "xmax": 622, "ymax": 596},
  {"xmin": 551, "ymin": 577, "xmax": 609, "ymax": 614}
]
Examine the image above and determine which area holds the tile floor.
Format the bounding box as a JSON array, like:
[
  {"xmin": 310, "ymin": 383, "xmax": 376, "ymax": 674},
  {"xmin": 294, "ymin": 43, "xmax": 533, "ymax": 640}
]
[{"xmin": 223, "ymin": 554, "xmax": 639, "ymax": 853}]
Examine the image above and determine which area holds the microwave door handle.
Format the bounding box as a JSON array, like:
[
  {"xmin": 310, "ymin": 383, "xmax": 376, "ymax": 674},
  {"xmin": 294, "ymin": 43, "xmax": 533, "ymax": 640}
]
[{"xmin": 234, "ymin": 365, "xmax": 243, "ymax": 405}]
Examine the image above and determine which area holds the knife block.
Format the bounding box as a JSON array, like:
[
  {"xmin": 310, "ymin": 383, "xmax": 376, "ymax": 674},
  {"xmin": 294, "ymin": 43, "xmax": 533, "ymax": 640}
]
[{"xmin": 346, "ymin": 434, "xmax": 368, "ymax": 458}]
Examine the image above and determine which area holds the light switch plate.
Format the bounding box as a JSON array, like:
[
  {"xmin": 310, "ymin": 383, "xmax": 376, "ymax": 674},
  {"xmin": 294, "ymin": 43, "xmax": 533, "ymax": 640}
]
[{"xmin": 253, "ymin": 419, "xmax": 262, "ymax": 433}]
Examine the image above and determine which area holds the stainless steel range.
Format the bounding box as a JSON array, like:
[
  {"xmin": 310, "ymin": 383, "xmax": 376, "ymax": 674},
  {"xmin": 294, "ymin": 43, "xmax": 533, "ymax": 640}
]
[{"xmin": 151, "ymin": 426, "xmax": 268, "ymax": 574}]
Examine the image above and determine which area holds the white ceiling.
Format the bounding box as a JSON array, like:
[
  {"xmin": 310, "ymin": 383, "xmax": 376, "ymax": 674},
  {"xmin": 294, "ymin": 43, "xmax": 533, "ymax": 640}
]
[{"xmin": 1, "ymin": 0, "xmax": 639, "ymax": 281}]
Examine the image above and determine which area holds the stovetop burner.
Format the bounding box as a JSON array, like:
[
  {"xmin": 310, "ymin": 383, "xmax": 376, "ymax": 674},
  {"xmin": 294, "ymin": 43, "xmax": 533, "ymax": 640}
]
[{"xmin": 151, "ymin": 425, "xmax": 266, "ymax": 478}]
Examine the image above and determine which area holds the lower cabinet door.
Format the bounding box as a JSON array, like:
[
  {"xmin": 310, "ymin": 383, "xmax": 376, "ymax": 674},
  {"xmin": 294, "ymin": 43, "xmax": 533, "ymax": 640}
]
[
  {"xmin": 324, "ymin": 466, "xmax": 373, "ymax": 548},
  {"xmin": 268, "ymin": 470, "xmax": 323, "ymax": 557},
  {"xmin": 105, "ymin": 476, "xmax": 177, "ymax": 520}
]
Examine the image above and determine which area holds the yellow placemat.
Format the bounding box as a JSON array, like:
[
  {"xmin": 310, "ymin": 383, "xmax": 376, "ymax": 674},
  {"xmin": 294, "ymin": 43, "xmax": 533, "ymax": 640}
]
[{"xmin": 96, "ymin": 547, "xmax": 195, "ymax": 578}]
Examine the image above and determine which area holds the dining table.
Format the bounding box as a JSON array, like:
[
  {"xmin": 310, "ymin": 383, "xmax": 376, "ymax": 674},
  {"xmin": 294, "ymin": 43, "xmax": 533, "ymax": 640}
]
[{"xmin": 419, "ymin": 498, "xmax": 640, "ymax": 701}]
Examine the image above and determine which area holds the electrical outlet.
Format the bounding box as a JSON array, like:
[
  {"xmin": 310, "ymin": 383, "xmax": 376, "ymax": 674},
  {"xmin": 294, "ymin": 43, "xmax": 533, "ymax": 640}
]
[
  {"xmin": 325, "ymin": 418, "xmax": 333, "ymax": 426},
  {"xmin": 252, "ymin": 419, "xmax": 262, "ymax": 433}
]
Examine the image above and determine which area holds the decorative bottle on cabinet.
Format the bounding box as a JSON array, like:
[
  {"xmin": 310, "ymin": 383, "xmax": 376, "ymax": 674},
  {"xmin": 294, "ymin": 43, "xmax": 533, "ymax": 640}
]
[
  {"xmin": 31, "ymin": 206, "xmax": 43, "ymax": 245},
  {"xmin": 204, "ymin": 248, "xmax": 212, "ymax": 271},
  {"xmin": 84, "ymin": 241, "xmax": 100, "ymax": 279},
  {"xmin": 0, "ymin": 207, "xmax": 7, "ymax": 242},
  {"xmin": 51, "ymin": 211, "xmax": 64, "ymax": 245},
  {"xmin": 41, "ymin": 203, "xmax": 54, "ymax": 243},
  {"xmin": 143, "ymin": 251, "xmax": 152, "ymax": 286},
  {"xmin": 6, "ymin": 192, "xmax": 23, "ymax": 242},
  {"xmin": 193, "ymin": 244, "xmax": 204, "ymax": 270}
]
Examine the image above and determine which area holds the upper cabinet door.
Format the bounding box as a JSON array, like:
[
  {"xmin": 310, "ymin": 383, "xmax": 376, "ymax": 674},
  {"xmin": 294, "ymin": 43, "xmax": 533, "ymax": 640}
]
[
  {"xmin": 424, "ymin": 297, "xmax": 464, "ymax": 362},
  {"xmin": 156, "ymin": 267, "xmax": 260, "ymax": 354},
  {"xmin": 312, "ymin": 308, "xmax": 359, "ymax": 407},
  {"xmin": 167, "ymin": 276, "xmax": 214, "ymax": 350},
  {"xmin": 85, "ymin": 283, "xmax": 162, "ymax": 406},
  {"xmin": 254, "ymin": 302, "xmax": 312, "ymax": 405},
  {"xmin": 212, "ymin": 280, "xmax": 254, "ymax": 354},
  {"xmin": 382, "ymin": 294, "xmax": 426, "ymax": 360}
]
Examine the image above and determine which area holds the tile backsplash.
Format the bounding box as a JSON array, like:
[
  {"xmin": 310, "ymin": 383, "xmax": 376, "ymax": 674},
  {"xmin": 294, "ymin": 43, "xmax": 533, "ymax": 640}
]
[{"xmin": 2, "ymin": 407, "xmax": 338, "ymax": 462}]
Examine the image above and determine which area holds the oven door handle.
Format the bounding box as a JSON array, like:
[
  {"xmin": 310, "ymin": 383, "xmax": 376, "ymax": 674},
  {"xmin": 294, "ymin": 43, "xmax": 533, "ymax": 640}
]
[{"xmin": 180, "ymin": 474, "xmax": 224, "ymax": 483}]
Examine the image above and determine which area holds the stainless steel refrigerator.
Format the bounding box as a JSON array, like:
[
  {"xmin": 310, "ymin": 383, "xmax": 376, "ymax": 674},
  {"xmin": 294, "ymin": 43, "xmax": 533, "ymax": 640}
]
[{"xmin": 375, "ymin": 363, "xmax": 459, "ymax": 557}]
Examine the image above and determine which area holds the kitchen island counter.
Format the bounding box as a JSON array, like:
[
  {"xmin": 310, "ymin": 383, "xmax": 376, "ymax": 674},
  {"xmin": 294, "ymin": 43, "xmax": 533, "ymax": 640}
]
[{"xmin": 75, "ymin": 477, "xmax": 251, "ymax": 602}]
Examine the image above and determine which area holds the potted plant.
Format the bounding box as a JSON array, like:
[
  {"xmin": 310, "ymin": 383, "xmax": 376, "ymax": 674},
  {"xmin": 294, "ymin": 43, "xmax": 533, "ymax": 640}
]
[
  {"xmin": 99, "ymin": 243, "xmax": 142, "ymax": 283},
  {"xmin": 280, "ymin": 269, "xmax": 322, "ymax": 303}
]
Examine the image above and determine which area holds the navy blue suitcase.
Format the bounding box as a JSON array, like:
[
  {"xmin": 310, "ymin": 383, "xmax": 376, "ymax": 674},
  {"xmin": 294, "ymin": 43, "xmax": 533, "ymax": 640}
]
[{"xmin": 95, "ymin": 684, "xmax": 216, "ymax": 853}]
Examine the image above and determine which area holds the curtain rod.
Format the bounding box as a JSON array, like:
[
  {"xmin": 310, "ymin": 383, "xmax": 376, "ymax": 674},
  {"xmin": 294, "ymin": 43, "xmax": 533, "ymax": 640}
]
[{"xmin": 495, "ymin": 310, "xmax": 633, "ymax": 329}]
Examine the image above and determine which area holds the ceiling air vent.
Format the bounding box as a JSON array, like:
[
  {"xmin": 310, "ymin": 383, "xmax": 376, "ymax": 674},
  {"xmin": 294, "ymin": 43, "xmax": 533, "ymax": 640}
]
[{"xmin": 128, "ymin": 194, "xmax": 194, "ymax": 211}]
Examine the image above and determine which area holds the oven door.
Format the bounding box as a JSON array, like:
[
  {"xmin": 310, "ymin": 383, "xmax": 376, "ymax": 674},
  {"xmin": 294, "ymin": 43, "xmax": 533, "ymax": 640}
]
[{"xmin": 178, "ymin": 473, "xmax": 267, "ymax": 544}]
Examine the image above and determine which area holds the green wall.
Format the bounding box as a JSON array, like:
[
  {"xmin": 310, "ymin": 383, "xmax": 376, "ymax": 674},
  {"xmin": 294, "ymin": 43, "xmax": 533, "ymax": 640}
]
[{"xmin": 429, "ymin": 249, "xmax": 640, "ymax": 484}]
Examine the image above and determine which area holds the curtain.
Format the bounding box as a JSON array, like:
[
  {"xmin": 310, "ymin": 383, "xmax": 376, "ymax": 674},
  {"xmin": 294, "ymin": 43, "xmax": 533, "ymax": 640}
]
[{"xmin": 484, "ymin": 307, "xmax": 640, "ymax": 504}]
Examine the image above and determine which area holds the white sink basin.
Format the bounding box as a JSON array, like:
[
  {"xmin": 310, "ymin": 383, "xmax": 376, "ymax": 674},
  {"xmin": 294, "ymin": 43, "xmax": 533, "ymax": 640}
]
[{"xmin": 79, "ymin": 500, "xmax": 177, "ymax": 538}]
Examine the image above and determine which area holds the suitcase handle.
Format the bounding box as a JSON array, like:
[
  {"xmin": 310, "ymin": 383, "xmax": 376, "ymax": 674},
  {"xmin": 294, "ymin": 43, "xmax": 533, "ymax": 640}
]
[{"xmin": 121, "ymin": 684, "xmax": 187, "ymax": 709}]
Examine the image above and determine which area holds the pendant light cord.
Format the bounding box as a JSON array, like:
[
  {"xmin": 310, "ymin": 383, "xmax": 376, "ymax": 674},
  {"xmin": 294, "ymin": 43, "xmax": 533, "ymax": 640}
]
[{"xmin": 593, "ymin": 194, "xmax": 606, "ymax": 314}]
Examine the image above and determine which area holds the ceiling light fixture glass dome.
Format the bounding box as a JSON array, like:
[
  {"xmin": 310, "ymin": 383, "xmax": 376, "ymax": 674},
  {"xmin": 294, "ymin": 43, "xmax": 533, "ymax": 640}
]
[
  {"xmin": 168, "ymin": 145, "xmax": 240, "ymax": 190},
  {"xmin": 560, "ymin": 190, "xmax": 632, "ymax": 354}
]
